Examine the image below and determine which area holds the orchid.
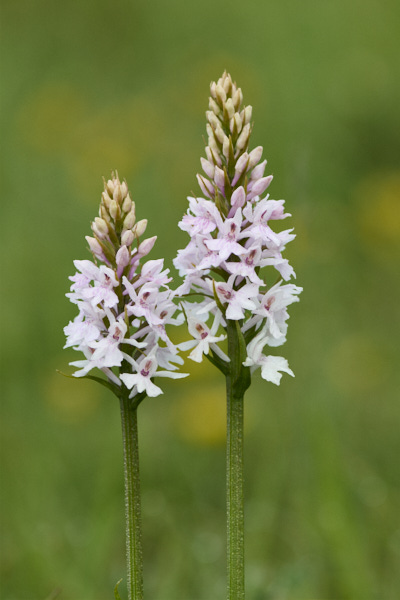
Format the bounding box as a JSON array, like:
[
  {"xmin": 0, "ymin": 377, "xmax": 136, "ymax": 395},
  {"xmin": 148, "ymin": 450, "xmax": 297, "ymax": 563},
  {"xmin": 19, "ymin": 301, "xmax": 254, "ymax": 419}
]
[
  {"xmin": 63, "ymin": 173, "xmax": 187, "ymax": 600},
  {"xmin": 173, "ymin": 72, "xmax": 302, "ymax": 600}
]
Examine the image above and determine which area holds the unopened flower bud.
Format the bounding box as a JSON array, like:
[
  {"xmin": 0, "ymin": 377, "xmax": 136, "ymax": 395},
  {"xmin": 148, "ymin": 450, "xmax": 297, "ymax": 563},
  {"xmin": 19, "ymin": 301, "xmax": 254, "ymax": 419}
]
[
  {"xmin": 243, "ymin": 105, "xmax": 252, "ymax": 125},
  {"xmin": 133, "ymin": 219, "xmax": 148, "ymax": 238},
  {"xmin": 92, "ymin": 217, "xmax": 109, "ymax": 239},
  {"xmin": 232, "ymin": 152, "xmax": 250, "ymax": 186},
  {"xmin": 201, "ymin": 157, "xmax": 215, "ymax": 179},
  {"xmin": 222, "ymin": 72, "xmax": 232, "ymax": 94},
  {"xmin": 222, "ymin": 136, "xmax": 230, "ymax": 161},
  {"xmin": 205, "ymin": 145, "xmax": 222, "ymax": 166},
  {"xmin": 230, "ymin": 186, "xmax": 246, "ymax": 209},
  {"xmin": 214, "ymin": 124, "xmax": 225, "ymax": 145},
  {"xmin": 113, "ymin": 183, "xmax": 122, "ymax": 204},
  {"xmin": 216, "ymin": 83, "xmax": 226, "ymax": 104},
  {"xmin": 230, "ymin": 113, "xmax": 242, "ymax": 134},
  {"xmin": 120, "ymin": 181, "xmax": 128, "ymax": 198},
  {"xmin": 123, "ymin": 208, "xmax": 136, "ymax": 230},
  {"xmin": 206, "ymin": 111, "xmax": 220, "ymax": 130},
  {"xmin": 138, "ymin": 235, "xmax": 157, "ymax": 258},
  {"xmin": 100, "ymin": 204, "xmax": 111, "ymax": 222},
  {"xmin": 116, "ymin": 245, "xmax": 130, "ymax": 269},
  {"xmin": 210, "ymin": 81, "xmax": 217, "ymax": 99},
  {"xmin": 208, "ymin": 135, "xmax": 220, "ymax": 157},
  {"xmin": 232, "ymin": 88, "xmax": 243, "ymax": 110},
  {"xmin": 251, "ymin": 159, "xmax": 267, "ymax": 180},
  {"xmin": 248, "ymin": 146, "xmax": 263, "ymax": 169},
  {"xmin": 225, "ymin": 98, "xmax": 235, "ymax": 120},
  {"xmin": 121, "ymin": 229, "xmax": 134, "ymax": 246},
  {"xmin": 214, "ymin": 166, "xmax": 225, "ymax": 192},
  {"xmin": 109, "ymin": 200, "xmax": 119, "ymax": 221},
  {"xmin": 197, "ymin": 174, "xmax": 215, "ymax": 198},
  {"xmin": 209, "ymin": 97, "xmax": 220, "ymax": 115},
  {"xmin": 235, "ymin": 152, "xmax": 250, "ymax": 174},
  {"xmin": 250, "ymin": 175, "xmax": 273, "ymax": 197},
  {"xmin": 101, "ymin": 191, "xmax": 112, "ymax": 208},
  {"xmin": 86, "ymin": 235, "xmax": 103, "ymax": 257},
  {"xmin": 106, "ymin": 179, "xmax": 115, "ymax": 196},
  {"xmin": 122, "ymin": 194, "xmax": 132, "ymax": 213},
  {"xmin": 236, "ymin": 123, "xmax": 251, "ymax": 151}
]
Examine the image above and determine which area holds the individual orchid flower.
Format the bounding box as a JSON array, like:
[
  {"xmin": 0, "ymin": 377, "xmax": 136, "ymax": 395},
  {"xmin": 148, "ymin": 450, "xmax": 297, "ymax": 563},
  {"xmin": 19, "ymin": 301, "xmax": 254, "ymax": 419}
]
[
  {"xmin": 179, "ymin": 310, "xmax": 228, "ymax": 363},
  {"xmin": 120, "ymin": 349, "xmax": 187, "ymax": 398},
  {"xmin": 243, "ymin": 327, "xmax": 294, "ymax": 384}
]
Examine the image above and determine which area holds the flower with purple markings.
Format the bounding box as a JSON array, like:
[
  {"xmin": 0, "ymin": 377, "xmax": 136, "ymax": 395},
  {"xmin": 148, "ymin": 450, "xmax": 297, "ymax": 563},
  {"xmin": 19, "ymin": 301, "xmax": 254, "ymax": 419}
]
[
  {"xmin": 64, "ymin": 173, "xmax": 187, "ymax": 400},
  {"xmin": 174, "ymin": 72, "xmax": 302, "ymax": 385}
]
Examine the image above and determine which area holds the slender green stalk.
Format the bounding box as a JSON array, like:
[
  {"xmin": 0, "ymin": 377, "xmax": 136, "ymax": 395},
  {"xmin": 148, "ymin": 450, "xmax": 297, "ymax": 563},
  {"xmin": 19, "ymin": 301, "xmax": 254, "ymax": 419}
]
[
  {"xmin": 226, "ymin": 375, "xmax": 245, "ymax": 600},
  {"xmin": 226, "ymin": 320, "xmax": 246, "ymax": 600},
  {"xmin": 119, "ymin": 393, "xmax": 143, "ymax": 600}
]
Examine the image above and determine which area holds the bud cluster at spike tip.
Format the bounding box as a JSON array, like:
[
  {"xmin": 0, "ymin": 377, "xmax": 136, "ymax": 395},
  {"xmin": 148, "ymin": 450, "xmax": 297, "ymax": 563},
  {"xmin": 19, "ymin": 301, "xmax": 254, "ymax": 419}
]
[
  {"xmin": 64, "ymin": 173, "xmax": 187, "ymax": 398},
  {"xmin": 174, "ymin": 72, "xmax": 302, "ymax": 385}
]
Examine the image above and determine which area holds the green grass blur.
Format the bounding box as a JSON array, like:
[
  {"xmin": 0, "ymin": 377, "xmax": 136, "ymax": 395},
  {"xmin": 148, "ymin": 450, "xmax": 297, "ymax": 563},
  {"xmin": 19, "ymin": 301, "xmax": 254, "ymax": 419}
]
[{"xmin": 1, "ymin": 0, "xmax": 400, "ymax": 598}]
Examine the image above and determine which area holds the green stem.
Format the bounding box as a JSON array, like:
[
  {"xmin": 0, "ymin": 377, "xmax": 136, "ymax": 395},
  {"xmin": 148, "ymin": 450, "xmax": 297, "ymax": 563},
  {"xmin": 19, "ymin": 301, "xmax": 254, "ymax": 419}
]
[
  {"xmin": 226, "ymin": 321, "xmax": 246, "ymax": 600},
  {"xmin": 119, "ymin": 393, "xmax": 143, "ymax": 600}
]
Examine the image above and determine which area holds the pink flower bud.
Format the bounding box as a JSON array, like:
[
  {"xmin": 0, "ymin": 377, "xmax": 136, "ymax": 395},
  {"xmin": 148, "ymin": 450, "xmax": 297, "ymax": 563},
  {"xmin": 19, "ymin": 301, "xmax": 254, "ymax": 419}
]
[
  {"xmin": 235, "ymin": 152, "xmax": 249, "ymax": 174},
  {"xmin": 116, "ymin": 245, "xmax": 130, "ymax": 276},
  {"xmin": 251, "ymin": 159, "xmax": 267, "ymax": 180},
  {"xmin": 248, "ymin": 146, "xmax": 263, "ymax": 169},
  {"xmin": 138, "ymin": 236, "xmax": 157, "ymax": 258},
  {"xmin": 230, "ymin": 186, "xmax": 246, "ymax": 210},
  {"xmin": 247, "ymin": 175, "xmax": 273, "ymax": 200},
  {"xmin": 201, "ymin": 157, "xmax": 215, "ymax": 179},
  {"xmin": 214, "ymin": 166, "xmax": 225, "ymax": 193},
  {"xmin": 206, "ymin": 145, "xmax": 222, "ymax": 166},
  {"xmin": 85, "ymin": 235, "xmax": 103, "ymax": 257},
  {"xmin": 197, "ymin": 174, "xmax": 214, "ymax": 199}
]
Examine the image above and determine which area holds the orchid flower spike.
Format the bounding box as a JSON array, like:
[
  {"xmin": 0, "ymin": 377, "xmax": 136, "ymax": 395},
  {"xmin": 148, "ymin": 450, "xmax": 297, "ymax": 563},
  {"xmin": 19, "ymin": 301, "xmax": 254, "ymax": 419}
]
[
  {"xmin": 64, "ymin": 172, "xmax": 187, "ymax": 402},
  {"xmin": 174, "ymin": 72, "xmax": 302, "ymax": 386}
]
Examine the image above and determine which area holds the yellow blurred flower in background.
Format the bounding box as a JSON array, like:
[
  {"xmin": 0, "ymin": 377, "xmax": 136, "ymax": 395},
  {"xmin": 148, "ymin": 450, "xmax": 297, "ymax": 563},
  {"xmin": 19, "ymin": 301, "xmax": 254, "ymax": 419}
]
[{"xmin": 355, "ymin": 170, "xmax": 400, "ymax": 261}]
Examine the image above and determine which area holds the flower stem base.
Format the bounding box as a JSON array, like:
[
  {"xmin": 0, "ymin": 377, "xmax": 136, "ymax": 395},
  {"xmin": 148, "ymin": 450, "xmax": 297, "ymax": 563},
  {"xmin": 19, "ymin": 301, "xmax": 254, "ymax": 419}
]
[{"xmin": 120, "ymin": 394, "xmax": 143, "ymax": 600}]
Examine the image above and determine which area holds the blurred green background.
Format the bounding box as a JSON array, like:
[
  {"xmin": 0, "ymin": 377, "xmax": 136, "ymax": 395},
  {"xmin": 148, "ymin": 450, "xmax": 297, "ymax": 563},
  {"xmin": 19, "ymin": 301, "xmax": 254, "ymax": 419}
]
[{"xmin": 1, "ymin": 0, "xmax": 400, "ymax": 598}]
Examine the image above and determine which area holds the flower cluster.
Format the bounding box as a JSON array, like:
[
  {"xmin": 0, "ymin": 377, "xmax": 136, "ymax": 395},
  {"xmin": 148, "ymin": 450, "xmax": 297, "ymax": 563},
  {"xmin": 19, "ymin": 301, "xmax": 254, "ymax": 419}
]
[
  {"xmin": 174, "ymin": 72, "xmax": 302, "ymax": 385},
  {"xmin": 64, "ymin": 173, "xmax": 187, "ymax": 399}
]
